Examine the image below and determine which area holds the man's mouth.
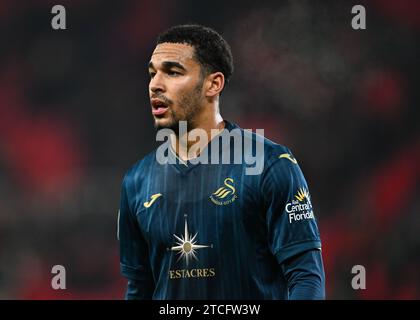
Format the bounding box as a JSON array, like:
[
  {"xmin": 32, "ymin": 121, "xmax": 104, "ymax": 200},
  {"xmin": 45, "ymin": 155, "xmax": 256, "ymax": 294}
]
[{"xmin": 151, "ymin": 98, "xmax": 169, "ymax": 116}]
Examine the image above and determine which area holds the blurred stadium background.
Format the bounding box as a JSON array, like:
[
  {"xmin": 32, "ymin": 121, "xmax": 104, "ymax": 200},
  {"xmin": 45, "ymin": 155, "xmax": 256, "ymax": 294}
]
[{"xmin": 0, "ymin": 0, "xmax": 419, "ymax": 299}]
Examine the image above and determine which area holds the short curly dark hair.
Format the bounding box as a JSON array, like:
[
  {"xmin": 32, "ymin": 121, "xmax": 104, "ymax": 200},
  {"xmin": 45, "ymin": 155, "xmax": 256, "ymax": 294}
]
[{"xmin": 156, "ymin": 24, "xmax": 234, "ymax": 89}]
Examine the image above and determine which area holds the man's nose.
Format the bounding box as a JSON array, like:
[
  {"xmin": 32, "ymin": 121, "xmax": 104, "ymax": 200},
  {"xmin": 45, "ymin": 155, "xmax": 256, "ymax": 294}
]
[{"xmin": 149, "ymin": 72, "xmax": 165, "ymax": 94}]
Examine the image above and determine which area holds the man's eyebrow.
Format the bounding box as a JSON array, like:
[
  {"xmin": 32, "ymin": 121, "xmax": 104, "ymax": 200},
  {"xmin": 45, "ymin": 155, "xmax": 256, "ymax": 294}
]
[
  {"xmin": 162, "ymin": 61, "xmax": 186, "ymax": 71},
  {"xmin": 148, "ymin": 61, "xmax": 187, "ymax": 71}
]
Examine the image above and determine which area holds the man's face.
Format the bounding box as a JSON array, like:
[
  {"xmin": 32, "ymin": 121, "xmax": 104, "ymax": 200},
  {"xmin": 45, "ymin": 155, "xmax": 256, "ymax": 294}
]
[{"xmin": 148, "ymin": 43, "xmax": 206, "ymax": 132}]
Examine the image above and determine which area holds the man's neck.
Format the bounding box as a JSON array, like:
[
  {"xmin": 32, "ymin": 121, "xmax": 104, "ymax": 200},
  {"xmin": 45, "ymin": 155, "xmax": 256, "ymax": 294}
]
[{"xmin": 171, "ymin": 113, "xmax": 225, "ymax": 162}]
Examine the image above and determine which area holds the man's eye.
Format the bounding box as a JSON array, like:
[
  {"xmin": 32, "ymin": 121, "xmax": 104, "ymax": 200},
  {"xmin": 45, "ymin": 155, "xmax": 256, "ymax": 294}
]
[
  {"xmin": 168, "ymin": 71, "xmax": 181, "ymax": 76},
  {"xmin": 149, "ymin": 72, "xmax": 156, "ymax": 78}
]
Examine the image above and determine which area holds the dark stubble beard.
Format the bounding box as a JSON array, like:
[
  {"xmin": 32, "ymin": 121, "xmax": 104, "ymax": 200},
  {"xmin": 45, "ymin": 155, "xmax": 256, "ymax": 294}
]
[{"xmin": 154, "ymin": 76, "xmax": 205, "ymax": 134}]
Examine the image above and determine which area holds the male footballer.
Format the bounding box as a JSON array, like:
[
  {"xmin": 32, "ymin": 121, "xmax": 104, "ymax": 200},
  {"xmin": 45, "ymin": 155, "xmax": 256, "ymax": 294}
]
[{"xmin": 118, "ymin": 24, "xmax": 325, "ymax": 299}]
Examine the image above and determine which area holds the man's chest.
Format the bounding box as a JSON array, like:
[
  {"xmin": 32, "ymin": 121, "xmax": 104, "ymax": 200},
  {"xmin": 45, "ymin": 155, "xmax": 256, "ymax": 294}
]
[{"xmin": 131, "ymin": 165, "xmax": 262, "ymax": 248}]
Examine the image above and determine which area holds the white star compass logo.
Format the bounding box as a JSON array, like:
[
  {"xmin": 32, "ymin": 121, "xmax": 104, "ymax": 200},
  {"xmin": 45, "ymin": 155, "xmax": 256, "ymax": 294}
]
[{"xmin": 169, "ymin": 215, "xmax": 212, "ymax": 265}]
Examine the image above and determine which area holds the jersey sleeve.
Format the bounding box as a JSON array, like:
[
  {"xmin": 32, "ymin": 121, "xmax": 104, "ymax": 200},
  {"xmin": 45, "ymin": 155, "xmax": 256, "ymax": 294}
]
[
  {"xmin": 261, "ymin": 148, "xmax": 322, "ymax": 265},
  {"xmin": 118, "ymin": 175, "xmax": 154, "ymax": 299},
  {"xmin": 281, "ymin": 249, "xmax": 325, "ymax": 299}
]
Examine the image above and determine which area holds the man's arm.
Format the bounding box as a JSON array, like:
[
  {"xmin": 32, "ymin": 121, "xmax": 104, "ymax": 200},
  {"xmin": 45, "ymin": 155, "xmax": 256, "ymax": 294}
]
[
  {"xmin": 281, "ymin": 249, "xmax": 325, "ymax": 300},
  {"xmin": 125, "ymin": 279, "xmax": 155, "ymax": 300},
  {"xmin": 261, "ymin": 146, "xmax": 325, "ymax": 299},
  {"xmin": 118, "ymin": 175, "xmax": 154, "ymax": 299}
]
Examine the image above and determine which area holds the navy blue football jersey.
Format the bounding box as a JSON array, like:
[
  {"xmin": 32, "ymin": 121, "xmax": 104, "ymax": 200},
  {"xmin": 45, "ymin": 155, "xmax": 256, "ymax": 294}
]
[{"xmin": 118, "ymin": 120, "xmax": 322, "ymax": 299}]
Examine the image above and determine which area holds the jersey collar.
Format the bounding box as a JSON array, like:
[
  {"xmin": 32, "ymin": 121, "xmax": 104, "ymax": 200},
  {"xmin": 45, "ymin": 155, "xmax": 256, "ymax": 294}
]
[{"xmin": 165, "ymin": 120, "xmax": 238, "ymax": 174}]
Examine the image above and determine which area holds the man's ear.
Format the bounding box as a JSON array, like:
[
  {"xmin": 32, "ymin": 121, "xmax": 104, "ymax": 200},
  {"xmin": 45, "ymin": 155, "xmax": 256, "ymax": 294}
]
[{"xmin": 205, "ymin": 72, "xmax": 225, "ymax": 98}]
